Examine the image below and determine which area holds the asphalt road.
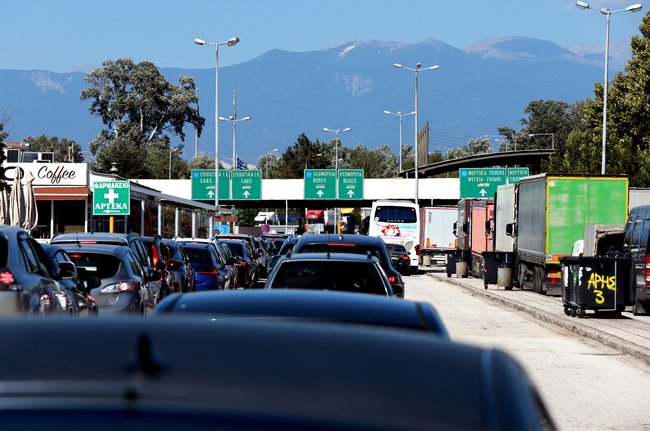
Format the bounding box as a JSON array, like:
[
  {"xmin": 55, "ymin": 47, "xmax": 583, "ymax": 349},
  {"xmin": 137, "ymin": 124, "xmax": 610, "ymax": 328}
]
[{"xmin": 405, "ymin": 266, "xmax": 650, "ymax": 431}]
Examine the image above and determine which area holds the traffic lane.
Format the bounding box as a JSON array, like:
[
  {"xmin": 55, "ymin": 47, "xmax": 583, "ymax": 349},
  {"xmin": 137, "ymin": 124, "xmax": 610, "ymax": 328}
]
[
  {"xmin": 405, "ymin": 269, "xmax": 650, "ymax": 431},
  {"xmin": 419, "ymin": 266, "xmax": 650, "ymax": 365}
]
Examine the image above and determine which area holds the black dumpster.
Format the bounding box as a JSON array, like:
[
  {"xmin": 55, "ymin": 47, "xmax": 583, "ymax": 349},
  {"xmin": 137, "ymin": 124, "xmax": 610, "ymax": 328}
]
[
  {"xmin": 482, "ymin": 252, "xmax": 514, "ymax": 290},
  {"xmin": 559, "ymin": 254, "xmax": 634, "ymax": 318}
]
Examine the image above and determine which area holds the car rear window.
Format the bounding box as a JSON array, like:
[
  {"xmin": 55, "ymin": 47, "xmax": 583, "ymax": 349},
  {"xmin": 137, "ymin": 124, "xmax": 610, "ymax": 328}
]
[
  {"xmin": 184, "ymin": 248, "xmax": 211, "ymax": 264},
  {"xmin": 67, "ymin": 253, "xmax": 121, "ymax": 279},
  {"xmin": 270, "ymin": 260, "xmax": 387, "ymax": 295},
  {"xmin": 225, "ymin": 242, "xmax": 244, "ymax": 258},
  {"xmin": 0, "ymin": 237, "xmax": 8, "ymax": 267},
  {"xmin": 298, "ymin": 244, "xmax": 386, "ymax": 266}
]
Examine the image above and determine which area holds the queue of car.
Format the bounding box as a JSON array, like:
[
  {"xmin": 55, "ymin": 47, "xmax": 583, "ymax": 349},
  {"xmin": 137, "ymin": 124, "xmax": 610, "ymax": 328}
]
[{"xmin": 0, "ymin": 225, "xmax": 556, "ymax": 429}]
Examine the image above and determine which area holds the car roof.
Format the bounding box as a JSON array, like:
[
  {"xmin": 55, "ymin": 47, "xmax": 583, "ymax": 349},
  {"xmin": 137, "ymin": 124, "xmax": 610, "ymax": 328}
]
[
  {"xmin": 281, "ymin": 252, "xmax": 380, "ymax": 263},
  {"xmin": 58, "ymin": 243, "xmax": 132, "ymax": 255},
  {"xmin": 296, "ymin": 233, "xmax": 385, "ymax": 247},
  {"xmin": 0, "ymin": 317, "xmax": 554, "ymax": 431},
  {"xmin": 154, "ymin": 289, "xmax": 448, "ymax": 338},
  {"xmin": 51, "ymin": 232, "xmax": 131, "ymax": 245}
]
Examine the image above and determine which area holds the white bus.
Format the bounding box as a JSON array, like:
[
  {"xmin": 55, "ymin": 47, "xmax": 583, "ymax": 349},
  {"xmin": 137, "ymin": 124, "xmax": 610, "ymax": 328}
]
[{"xmin": 369, "ymin": 200, "xmax": 420, "ymax": 273}]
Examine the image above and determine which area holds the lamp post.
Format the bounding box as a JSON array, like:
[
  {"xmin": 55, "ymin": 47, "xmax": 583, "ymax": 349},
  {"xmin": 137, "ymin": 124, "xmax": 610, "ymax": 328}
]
[
  {"xmin": 384, "ymin": 110, "xmax": 415, "ymax": 172},
  {"xmin": 528, "ymin": 133, "xmax": 555, "ymax": 150},
  {"xmin": 194, "ymin": 36, "xmax": 240, "ymax": 211},
  {"xmin": 169, "ymin": 148, "xmax": 180, "ymax": 180},
  {"xmin": 323, "ymin": 127, "xmax": 350, "ymax": 234},
  {"xmin": 576, "ymin": 1, "xmax": 642, "ymax": 174},
  {"xmin": 394, "ymin": 63, "xmax": 439, "ymax": 203},
  {"xmin": 219, "ymin": 90, "xmax": 251, "ymax": 170},
  {"xmin": 265, "ymin": 148, "xmax": 279, "ymax": 179}
]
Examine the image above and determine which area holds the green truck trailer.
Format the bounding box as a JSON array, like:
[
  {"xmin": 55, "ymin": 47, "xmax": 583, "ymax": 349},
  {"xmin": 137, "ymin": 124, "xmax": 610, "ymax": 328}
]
[{"xmin": 514, "ymin": 174, "xmax": 628, "ymax": 296}]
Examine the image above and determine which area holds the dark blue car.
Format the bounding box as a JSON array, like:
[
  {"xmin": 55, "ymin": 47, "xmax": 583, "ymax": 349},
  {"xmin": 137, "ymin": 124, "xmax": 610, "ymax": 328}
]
[{"xmin": 180, "ymin": 242, "xmax": 226, "ymax": 291}]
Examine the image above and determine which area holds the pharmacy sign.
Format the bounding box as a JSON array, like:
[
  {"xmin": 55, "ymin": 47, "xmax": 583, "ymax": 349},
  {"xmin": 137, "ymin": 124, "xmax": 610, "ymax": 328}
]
[{"xmin": 93, "ymin": 181, "xmax": 130, "ymax": 216}]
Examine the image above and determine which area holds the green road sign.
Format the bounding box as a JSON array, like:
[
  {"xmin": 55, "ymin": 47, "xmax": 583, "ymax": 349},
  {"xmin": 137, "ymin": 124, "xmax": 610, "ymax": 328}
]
[
  {"xmin": 231, "ymin": 170, "xmax": 262, "ymax": 200},
  {"xmin": 459, "ymin": 168, "xmax": 506, "ymax": 199},
  {"xmin": 191, "ymin": 170, "xmax": 230, "ymax": 201},
  {"xmin": 304, "ymin": 169, "xmax": 337, "ymax": 199},
  {"xmin": 508, "ymin": 167, "xmax": 529, "ymax": 184},
  {"xmin": 338, "ymin": 169, "xmax": 364, "ymax": 200},
  {"xmin": 93, "ymin": 181, "xmax": 130, "ymax": 216}
]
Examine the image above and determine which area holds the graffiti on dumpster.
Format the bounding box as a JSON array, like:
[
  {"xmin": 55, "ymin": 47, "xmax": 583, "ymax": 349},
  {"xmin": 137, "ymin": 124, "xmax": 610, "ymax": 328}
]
[{"xmin": 586, "ymin": 272, "xmax": 616, "ymax": 304}]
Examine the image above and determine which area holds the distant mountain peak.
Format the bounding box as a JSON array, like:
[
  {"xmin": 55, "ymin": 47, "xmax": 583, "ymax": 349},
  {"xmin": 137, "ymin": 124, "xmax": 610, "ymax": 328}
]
[
  {"xmin": 462, "ymin": 37, "xmax": 584, "ymax": 62},
  {"xmin": 323, "ymin": 39, "xmax": 411, "ymax": 59}
]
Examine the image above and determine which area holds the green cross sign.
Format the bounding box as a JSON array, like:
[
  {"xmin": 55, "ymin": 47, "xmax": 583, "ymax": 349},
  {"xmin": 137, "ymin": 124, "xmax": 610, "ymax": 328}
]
[{"xmin": 93, "ymin": 181, "xmax": 130, "ymax": 216}]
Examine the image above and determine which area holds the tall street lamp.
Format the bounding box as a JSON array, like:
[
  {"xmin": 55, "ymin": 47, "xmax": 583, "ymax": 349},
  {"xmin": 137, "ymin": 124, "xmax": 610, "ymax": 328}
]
[
  {"xmin": 324, "ymin": 127, "xmax": 350, "ymax": 234},
  {"xmin": 265, "ymin": 148, "xmax": 279, "ymax": 179},
  {"xmin": 323, "ymin": 127, "xmax": 351, "ymax": 172},
  {"xmin": 528, "ymin": 133, "xmax": 555, "ymax": 150},
  {"xmin": 576, "ymin": 1, "xmax": 642, "ymax": 174},
  {"xmin": 219, "ymin": 90, "xmax": 251, "ymax": 170},
  {"xmin": 194, "ymin": 36, "xmax": 240, "ymax": 211},
  {"xmin": 394, "ymin": 63, "xmax": 439, "ymax": 203},
  {"xmin": 169, "ymin": 148, "xmax": 180, "ymax": 180},
  {"xmin": 384, "ymin": 110, "xmax": 415, "ymax": 172}
]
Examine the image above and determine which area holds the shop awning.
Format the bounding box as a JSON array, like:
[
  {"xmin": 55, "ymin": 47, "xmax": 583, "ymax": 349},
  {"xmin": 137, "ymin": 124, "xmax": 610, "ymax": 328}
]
[{"xmin": 34, "ymin": 187, "xmax": 89, "ymax": 201}]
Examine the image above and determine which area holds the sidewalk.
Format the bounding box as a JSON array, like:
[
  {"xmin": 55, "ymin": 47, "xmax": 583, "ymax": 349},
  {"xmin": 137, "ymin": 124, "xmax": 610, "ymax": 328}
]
[{"xmin": 425, "ymin": 266, "xmax": 650, "ymax": 365}]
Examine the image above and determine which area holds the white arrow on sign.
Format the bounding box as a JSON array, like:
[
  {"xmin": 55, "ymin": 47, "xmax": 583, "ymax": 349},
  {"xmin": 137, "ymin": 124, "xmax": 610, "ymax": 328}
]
[
  {"xmin": 103, "ymin": 210, "xmax": 123, "ymax": 214},
  {"xmin": 243, "ymin": 190, "xmax": 250, "ymax": 198},
  {"xmin": 207, "ymin": 190, "xmax": 215, "ymax": 198},
  {"xmin": 316, "ymin": 190, "xmax": 324, "ymax": 197},
  {"xmin": 347, "ymin": 190, "xmax": 354, "ymax": 197},
  {"xmin": 479, "ymin": 189, "xmax": 487, "ymax": 196}
]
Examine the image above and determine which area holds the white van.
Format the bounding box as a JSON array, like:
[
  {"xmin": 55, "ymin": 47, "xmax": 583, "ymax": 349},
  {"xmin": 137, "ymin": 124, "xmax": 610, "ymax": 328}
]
[
  {"xmin": 368, "ymin": 200, "xmax": 420, "ymax": 274},
  {"xmin": 254, "ymin": 212, "xmax": 278, "ymax": 226}
]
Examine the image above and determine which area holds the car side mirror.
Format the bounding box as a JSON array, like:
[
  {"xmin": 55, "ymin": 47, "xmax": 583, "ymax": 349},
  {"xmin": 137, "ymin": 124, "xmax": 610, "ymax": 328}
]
[
  {"xmin": 506, "ymin": 223, "xmax": 516, "ymax": 237},
  {"xmin": 155, "ymin": 260, "xmax": 167, "ymax": 271},
  {"xmin": 462, "ymin": 222, "xmax": 469, "ymax": 234},
  {"xmin": 170, "ymin": 259, "xmax": 180, "ymax": 270},
  {"xmin": 146, "ymin": 271, "xmax": 162, "ymax": 282},
  {"xmin": 57, "ymin": 261, "xmax": 77, "ymax": 280}
]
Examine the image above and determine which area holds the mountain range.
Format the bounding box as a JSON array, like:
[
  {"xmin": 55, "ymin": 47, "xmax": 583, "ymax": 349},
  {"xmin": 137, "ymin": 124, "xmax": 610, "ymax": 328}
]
[{"xmin": 0, "ymin": 36, "xmax": 632, "ymax": 165}]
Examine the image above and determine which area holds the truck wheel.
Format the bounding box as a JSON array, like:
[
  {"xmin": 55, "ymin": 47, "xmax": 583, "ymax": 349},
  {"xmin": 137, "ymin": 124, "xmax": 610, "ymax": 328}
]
[
  {"xmin": 577, "ymin": 307, "xmax": 585, "ymax": 318},
  {"xmin": 447, "ymin": 272, "xmax": 452, "ymax": 278}
]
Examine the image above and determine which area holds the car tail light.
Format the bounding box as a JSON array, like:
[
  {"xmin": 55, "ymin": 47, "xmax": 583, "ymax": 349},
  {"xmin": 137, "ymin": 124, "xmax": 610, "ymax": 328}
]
[
  {"xmin": 39, "ymin": 294, "xmax": 52, "ymax": 311},
  {"xmin": 645, "ymin": 254, "xmax": 650, "ymax": 284},
  {"xmin": 79, "ymin": 241, "xmax": 97, "ymax": 244},
  {"xmin": 0, "ymin": 271, "xmax": 17, "ymax": 291},
  {"xmin": 100, "ymin": 281, "xmax": 137, "ymax": 294},
  {"xmin": 415, "ymin": 245, "xmax": 420, "ymax": 255},
  {"xmin": 388, "ymin": 275, "xmax": 396, "ymax": 283},
  {"xmin": 197, "ymin": 268, "xmax": 217, "ymax": 275}
]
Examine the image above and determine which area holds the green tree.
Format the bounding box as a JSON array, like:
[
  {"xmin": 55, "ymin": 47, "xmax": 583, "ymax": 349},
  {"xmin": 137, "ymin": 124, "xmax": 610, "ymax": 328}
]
[
  {"xmin": 348, "ymin": 144, "xmax": 397, "ymax": 178},
  {"xmin": 256, "ymin": 153, "xmax": 280, "ymax": 179},
  {"xmin": 26, "ymin": 135, "xmax": 82, "ymax": 162},
  {"xmin": 276, "ymin": 134, "xmax": 324, "ymax": 179},
  {"xmin": 80, "ymin": 59, "xmax": 205, "ymax": 178}
]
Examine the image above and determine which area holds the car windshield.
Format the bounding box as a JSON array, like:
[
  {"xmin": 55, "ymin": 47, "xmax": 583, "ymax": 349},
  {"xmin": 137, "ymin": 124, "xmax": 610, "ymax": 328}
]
[
  {"xmin": 374, "ymin": 206, "xmax": 417, "ymax": 223},
  {"xmin": 67, "ymin": 253, "xmax": 121, "ymax": 279},
  {"xmin": 298, "ymin": 243, "xmax": 386, "ymax": 267},
  {"xmin": 270, "ymin": 260, "xmax": 387, "ymax": 295}
]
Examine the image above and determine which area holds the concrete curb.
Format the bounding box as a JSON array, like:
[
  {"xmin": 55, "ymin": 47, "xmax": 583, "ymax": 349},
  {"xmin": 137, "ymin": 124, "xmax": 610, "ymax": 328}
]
[{"xmin": 428, "ymin": 271, "xmax": 650, "ymax": 366}]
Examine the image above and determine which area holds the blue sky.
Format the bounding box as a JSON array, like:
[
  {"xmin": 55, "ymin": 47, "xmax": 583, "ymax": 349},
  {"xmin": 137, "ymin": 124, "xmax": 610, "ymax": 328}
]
[{"xmin": 2, "ymin": 0, "xmax": 647, "ymax": 73}]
